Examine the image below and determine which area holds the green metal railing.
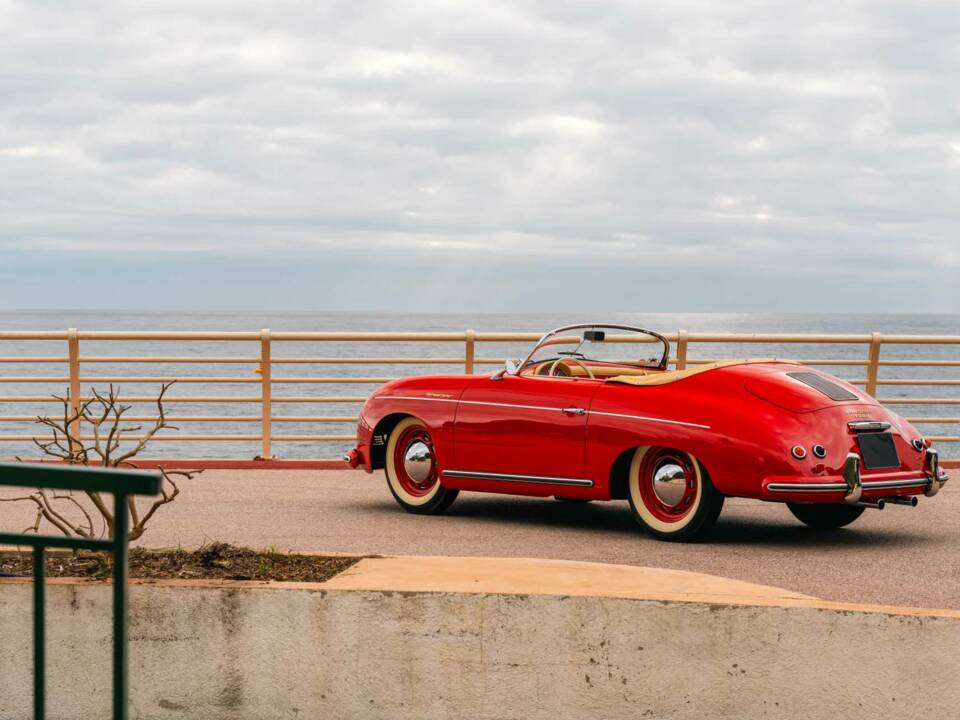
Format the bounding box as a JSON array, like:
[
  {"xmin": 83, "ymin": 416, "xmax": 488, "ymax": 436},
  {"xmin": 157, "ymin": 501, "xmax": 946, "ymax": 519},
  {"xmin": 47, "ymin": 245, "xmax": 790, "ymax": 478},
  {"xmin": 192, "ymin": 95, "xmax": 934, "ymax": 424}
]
[{"xmin": 0, "ymin": 462, "xmax": 161, "ymax": 720}]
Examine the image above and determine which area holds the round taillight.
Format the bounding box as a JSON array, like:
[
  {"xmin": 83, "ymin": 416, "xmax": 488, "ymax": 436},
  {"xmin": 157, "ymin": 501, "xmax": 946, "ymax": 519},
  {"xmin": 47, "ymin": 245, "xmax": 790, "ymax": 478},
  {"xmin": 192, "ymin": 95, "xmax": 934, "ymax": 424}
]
[
  {"xmin": 791, "ymin": 445, "xmax": 807, "ymax": 460},
  {"xmin": 912, "ymin": 438, "xmax": 925, "ymax": 452},
  {"xmin": 812, "ymin": 444, "xmax": 827, "ymax": 459}
]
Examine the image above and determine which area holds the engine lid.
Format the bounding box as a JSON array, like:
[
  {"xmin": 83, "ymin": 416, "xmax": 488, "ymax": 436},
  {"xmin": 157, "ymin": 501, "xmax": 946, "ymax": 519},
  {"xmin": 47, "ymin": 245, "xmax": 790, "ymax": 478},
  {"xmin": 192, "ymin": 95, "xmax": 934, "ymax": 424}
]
[{"xmin": 745, "ymin": 371, "xmax": 869, "ymax": 413}]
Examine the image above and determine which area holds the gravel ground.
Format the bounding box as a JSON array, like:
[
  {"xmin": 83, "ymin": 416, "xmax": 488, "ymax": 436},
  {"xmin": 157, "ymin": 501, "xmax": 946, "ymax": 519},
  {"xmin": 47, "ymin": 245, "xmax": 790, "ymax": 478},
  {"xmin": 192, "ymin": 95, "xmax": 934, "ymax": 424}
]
[{"xmin": 1, "ymin": 469, "xmax": 957, "ymax": 609}]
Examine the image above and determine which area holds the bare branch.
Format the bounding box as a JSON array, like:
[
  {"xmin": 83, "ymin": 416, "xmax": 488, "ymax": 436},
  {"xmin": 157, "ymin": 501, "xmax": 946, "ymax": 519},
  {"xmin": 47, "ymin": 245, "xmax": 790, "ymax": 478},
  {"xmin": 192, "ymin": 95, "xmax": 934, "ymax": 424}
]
[
  {"xmin": 113, "ymin": 382, "xmax": 175, "ymax": 464},
  {"xmin": 24, "ymin": 382, "xmax": 191, "ymax": 542}
]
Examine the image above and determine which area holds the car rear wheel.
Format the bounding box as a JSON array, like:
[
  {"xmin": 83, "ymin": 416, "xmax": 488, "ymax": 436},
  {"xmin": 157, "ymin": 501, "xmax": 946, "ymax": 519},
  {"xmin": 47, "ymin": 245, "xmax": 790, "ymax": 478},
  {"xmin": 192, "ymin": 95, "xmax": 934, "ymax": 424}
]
[
  {"xmin": 384, "ymin": 417, "xmax": 458, "ymax": 514},
  {"xmin": 787, "ymin": 503, "xmax": 865, "ymax": 530},
  {"xmin": 627, "ymin": 447, "xmax": 723, "ymax": 542}
]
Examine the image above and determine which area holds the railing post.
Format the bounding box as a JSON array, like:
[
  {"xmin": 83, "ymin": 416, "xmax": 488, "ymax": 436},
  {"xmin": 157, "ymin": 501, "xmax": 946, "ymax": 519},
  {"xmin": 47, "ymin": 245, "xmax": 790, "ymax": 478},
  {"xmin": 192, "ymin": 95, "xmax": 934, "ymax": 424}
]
[
  {"xmin": 465, "ymin": 329, "xmax": 476, "ymax": 374},
  {"xmin": 67, "ymin": 328, "xmax": 81, "ymax": 458},
  {"xmin": 865, "ymin": 332, "xmax": 882, "ymax": 397},
  {"xmin": 260, "ymin": 329, "xmax": 272, "ymax": 459},
  {"xmin": 676, "ymin": 330, "xmax": 688, "ymax": 370}
]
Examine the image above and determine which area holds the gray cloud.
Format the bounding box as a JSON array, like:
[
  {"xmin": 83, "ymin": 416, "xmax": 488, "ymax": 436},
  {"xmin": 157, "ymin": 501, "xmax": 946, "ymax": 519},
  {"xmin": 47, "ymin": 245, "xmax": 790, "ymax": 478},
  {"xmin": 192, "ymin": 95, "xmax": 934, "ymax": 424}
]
[{"xmin": 1, "ymin": 0, "xmax": 958, "ymax": 311}]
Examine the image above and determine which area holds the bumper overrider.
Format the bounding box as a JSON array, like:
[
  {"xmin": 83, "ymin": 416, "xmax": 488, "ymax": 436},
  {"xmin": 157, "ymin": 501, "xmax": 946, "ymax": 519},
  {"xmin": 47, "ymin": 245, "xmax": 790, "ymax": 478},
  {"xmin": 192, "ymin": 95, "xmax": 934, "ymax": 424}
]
[{"xmin": 764, "ymin": 449, "xmax": 948, "ymax": 503}]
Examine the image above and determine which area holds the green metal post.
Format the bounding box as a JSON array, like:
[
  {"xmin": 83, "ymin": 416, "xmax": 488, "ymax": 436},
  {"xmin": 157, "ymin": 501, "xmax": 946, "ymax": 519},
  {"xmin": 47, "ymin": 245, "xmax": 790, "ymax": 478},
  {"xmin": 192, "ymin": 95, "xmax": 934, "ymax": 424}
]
[
  {"xmin": 33, "ymin": 546, "xmax": 45, "ymax": 720},
  {"xmin": 0, "ymin": 462, "xmax": 159, "ymax": 720},
  {"xmin": 112, "ymin": 493, "xmax": 129, "ymax": 720}
]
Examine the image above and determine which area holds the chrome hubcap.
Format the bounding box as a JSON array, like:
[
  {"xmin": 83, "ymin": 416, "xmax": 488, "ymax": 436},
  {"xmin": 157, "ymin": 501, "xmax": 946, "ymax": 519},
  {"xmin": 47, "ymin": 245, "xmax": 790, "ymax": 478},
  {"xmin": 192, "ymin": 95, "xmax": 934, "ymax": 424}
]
[
  {"xmin": 652, "ymin": 461, "xmax": 687, "ymax": 507},
  {"xmin": 403, "ymin": 441, "xmax": 434, "ymax": 484}
]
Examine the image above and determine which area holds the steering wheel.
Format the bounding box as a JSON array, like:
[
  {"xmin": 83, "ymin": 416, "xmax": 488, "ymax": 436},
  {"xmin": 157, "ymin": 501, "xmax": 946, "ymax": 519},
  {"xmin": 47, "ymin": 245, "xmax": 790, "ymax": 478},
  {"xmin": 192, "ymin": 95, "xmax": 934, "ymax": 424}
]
[{"xmin": 547, "ymin": 357, "xmax": 595, "ymax": 379}]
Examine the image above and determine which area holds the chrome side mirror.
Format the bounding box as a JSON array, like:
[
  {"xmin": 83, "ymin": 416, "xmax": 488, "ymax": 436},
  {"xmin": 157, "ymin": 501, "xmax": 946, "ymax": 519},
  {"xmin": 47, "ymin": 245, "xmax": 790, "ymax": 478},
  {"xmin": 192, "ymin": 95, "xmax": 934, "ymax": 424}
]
[{"xmin": 492, "ymin": 359, "xmax": 519, "ymax": 381}]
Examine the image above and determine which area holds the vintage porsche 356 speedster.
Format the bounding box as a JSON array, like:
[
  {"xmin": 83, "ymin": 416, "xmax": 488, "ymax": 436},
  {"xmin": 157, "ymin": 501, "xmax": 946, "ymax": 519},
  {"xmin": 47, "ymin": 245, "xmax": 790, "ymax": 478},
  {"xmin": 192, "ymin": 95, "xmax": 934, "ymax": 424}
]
[{"xmin": 345, "ymin": 323, "xmax": 948, "ymax": 541}]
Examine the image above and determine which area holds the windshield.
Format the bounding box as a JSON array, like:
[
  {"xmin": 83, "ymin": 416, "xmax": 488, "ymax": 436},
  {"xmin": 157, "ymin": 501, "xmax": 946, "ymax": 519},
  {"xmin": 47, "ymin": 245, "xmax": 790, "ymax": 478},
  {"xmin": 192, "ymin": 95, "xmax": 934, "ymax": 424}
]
[{"xmin": 520, "ymin": 324, "xmax": 669, "ymax": 377}]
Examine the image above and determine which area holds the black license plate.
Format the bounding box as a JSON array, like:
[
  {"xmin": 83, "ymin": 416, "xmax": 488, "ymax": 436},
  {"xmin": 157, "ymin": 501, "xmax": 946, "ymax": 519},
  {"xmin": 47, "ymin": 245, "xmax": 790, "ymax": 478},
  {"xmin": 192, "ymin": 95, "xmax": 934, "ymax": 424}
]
[{"xmin": 857, "ymin": 433, "xmax": 900, "ymax": 470}]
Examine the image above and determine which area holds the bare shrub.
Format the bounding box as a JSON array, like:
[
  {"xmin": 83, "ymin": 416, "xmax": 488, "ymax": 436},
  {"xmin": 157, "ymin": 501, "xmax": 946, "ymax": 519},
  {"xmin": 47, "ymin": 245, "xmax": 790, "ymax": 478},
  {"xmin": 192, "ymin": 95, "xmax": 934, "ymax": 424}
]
[{"xmin": 2, "ymin": 382, "xmax": 200, "ymax": 541}]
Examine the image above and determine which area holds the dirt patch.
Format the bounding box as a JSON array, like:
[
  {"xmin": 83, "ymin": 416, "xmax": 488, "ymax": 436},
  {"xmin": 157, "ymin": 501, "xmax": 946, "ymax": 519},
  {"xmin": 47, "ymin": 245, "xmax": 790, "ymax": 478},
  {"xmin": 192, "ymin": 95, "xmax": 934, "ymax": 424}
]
[{"xmin": 0, "ymin": 542, "xmax": 360, "ymax": 582}]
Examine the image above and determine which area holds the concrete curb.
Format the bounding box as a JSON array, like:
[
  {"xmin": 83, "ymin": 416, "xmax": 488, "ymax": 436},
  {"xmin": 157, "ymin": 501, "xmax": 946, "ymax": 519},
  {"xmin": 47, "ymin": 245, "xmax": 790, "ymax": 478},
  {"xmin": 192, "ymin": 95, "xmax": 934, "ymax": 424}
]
[{"xmin": 3, "ymin": 553, "xmax": 958, "ymax": 618}]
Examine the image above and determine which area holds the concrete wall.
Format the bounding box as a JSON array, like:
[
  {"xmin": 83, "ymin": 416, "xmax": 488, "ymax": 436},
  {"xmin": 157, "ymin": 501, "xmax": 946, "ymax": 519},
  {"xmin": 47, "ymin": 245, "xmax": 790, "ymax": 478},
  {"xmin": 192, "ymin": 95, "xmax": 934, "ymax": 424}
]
[{"xmin": 1, "ymin": 581, "xmax": 958, "ymax": 720}]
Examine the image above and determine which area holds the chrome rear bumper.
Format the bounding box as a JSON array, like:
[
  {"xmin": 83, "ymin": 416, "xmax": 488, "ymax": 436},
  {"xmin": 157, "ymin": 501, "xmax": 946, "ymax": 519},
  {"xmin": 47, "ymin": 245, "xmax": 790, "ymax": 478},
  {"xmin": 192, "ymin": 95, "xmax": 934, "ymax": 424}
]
[{"xmin": 765, "ymin": 449, "xmax": 947, "ymax": 500}]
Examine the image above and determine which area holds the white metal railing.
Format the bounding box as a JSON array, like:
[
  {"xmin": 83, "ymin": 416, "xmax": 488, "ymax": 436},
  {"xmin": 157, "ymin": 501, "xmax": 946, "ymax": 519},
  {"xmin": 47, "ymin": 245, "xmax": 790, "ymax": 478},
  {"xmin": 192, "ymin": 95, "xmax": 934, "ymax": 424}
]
[{"xmin": 0, "ymin": 329, "xmax": 958, "ymax": 459}]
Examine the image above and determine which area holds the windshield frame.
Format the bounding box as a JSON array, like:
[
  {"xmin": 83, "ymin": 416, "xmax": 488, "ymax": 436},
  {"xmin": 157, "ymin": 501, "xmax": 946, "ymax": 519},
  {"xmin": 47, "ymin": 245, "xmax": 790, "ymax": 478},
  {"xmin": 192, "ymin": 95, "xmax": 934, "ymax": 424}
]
[{"xmin": 516, "ymin": 323, "xmax": 671, "ymax": 375}]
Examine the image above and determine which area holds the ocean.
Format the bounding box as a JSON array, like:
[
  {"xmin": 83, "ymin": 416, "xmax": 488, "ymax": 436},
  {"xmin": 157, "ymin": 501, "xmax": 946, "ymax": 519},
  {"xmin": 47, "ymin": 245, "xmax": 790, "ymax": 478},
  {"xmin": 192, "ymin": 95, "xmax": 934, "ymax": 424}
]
[{"xmin": 1, "ymin": 311, "xmax": 957, "ymax": 459}]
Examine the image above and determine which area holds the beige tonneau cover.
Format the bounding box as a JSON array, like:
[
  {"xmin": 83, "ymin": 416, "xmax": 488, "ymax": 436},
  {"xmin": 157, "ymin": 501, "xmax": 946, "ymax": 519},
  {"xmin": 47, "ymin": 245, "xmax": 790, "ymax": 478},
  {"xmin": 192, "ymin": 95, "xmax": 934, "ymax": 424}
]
[{"xmin": 606, "ymin": 358, "xmax": 798, "ymax": 387}]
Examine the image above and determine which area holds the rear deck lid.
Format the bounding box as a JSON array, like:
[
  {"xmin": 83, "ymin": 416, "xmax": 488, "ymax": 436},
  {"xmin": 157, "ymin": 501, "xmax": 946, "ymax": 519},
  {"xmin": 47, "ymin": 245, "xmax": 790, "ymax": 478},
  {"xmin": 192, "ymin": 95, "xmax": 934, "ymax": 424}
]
[{"xmin": 746, "ymin": 371, "xmax": 867, "ymax": 413}]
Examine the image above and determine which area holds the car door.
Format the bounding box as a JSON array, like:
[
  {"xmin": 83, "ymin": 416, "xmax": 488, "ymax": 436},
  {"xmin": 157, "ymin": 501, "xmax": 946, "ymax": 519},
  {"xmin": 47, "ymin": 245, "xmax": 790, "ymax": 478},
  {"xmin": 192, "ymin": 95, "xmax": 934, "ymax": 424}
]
[{"xmin": 446, "ymin": 373, "xmax": 601, "ymax": 490}]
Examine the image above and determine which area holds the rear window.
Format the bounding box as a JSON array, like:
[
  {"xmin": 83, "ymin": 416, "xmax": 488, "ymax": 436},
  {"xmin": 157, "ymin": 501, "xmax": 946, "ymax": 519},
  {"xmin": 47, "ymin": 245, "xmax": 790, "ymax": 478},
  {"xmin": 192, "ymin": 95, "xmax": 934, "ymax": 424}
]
[{"xmin": 786, "ymin": 372, "xmax": 859, "ymax": 401}]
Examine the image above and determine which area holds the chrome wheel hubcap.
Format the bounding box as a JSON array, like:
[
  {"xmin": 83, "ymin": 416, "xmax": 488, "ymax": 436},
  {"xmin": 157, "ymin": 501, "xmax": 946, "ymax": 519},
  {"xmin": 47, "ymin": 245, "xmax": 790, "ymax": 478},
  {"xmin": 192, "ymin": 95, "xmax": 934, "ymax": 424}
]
[
  {"xmin": 652, "ymin": 461, "xmax": 687, "ymax": 507},
  {"xmin": 403, "ymin": 441, "xmax": 434, "ymax": 484}
]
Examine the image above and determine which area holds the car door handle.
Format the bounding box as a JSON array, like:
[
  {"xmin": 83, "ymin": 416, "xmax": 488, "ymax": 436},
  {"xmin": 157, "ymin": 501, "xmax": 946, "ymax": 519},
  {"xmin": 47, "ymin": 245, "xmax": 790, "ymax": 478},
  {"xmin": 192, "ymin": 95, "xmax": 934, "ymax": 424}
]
[{"xmin": 561, "ymin": 407, "xmax": 587, "ymax": 416}]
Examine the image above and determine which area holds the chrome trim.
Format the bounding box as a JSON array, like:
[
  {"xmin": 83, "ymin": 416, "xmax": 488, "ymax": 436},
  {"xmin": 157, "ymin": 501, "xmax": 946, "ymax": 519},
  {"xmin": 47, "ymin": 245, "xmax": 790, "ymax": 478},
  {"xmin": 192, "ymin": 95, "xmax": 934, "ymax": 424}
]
[
  {"xmin": 517, "ymin": 323, "xmax": 670, "ymax": 373},
  {"xmin": 442, "ymin": 469, "xmax": 593, "ymax": 487},
  {"xmin": 376, "ymin": 395, "xmax": 710, "ymax": 430},
  {"xmin": 562, "ymin": 407, "xmax": 587, "ymax": 416},
  {"xmin": 459, "ymin": 399, "xmax": 566, "ymax": 413},
  {"xmin": 588, "ymin": 410, "xmax": 710, "ymax": 430},
  {"xmin": 860, "ymin": 478, "xmax": 931, "ymax": 490},
  {"xmin": 848, "ymin": 420, "xmax": 891, "ymax": 433},
  {"xmin": 377, "ymin": 395, "xmax": 457, "ymax": 404},
  {"xmin": 885, "ymin": 496, "xmax": 919, "ymax": 507},
  {"xmin": 767, "ymin": 482, "xmax": 849, "ymax": 493},
  {"xmin": 402, "ymin": 441, "xmax": 434, "ymax": 484},
  {"xmin": 652, "ymin": 461, "xmax": 688, "ymax": 506},
  {"xmin": 767, "ymin": 477, "xmax": 931, "ymax": 494},
  {"xmin": 925, "ymin": 448, "xmax": 941, "ymax": 497},
  {"xmin": 912, "ymin": 438, "xmax": 925, "ymax": 452},
  {"xmin": 842, "ymin": 453, "xmax": 862, "ymax": 504}
]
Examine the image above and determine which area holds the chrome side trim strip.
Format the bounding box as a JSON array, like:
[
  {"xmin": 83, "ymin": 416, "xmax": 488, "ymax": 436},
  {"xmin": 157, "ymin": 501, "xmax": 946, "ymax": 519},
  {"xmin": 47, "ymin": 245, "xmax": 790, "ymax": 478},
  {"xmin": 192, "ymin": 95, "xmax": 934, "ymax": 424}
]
[
  {"xmin": 442, "ymin": 469, "xmax": 593, "ymax": 487},
  {"xmin": 589, "ymin": 410, "xmax": 710, "ymax": 430},
  {"xmin": 377, "ymin": 395, "xmax": 457, "ymax": 404},
  {"xmin": 459, "ymin": 399, "xmax": 567, "ymax": 413},
  {"xmin": 767, "ymin": 478, "xmax": 930, "ymax": 493},
  {"xmin": 377, "ymin": 395, "xmax": 561, "ymax": 413},
  {"xmin": 376, "ymin": 395, "xmax": 710, "ymax": 429}
]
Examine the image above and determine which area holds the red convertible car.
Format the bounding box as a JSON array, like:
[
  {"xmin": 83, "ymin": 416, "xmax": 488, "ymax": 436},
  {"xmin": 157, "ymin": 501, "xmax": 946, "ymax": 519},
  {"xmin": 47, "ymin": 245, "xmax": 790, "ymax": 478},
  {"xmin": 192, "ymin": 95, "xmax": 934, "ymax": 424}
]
[{"xmin": 345, "ymin": 324, "xmax": 948, "ymax": 541}]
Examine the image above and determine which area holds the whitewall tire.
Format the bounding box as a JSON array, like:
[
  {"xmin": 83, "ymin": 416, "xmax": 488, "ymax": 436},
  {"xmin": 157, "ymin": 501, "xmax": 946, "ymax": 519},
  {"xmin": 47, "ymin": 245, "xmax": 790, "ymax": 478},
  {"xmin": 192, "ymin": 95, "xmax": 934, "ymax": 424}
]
[
  {"xmin": 627, "ymin": 446, "xmax": 723, "ymax": 541},
  {"xmin": 384, "ymin": 417, "xmax": 458, "ymax": 514}
]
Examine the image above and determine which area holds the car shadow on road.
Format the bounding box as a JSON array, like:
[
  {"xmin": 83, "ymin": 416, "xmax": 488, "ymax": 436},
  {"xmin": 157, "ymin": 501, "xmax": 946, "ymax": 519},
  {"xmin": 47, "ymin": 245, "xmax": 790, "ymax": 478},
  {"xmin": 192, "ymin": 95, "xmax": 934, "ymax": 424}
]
[
  {"xmin": 354, "ymin": 495, "xmax": 925, "ymax": 549},
  {"xmin": 706, "ymin": 516, "xmax": 922, "ymax": 549}
]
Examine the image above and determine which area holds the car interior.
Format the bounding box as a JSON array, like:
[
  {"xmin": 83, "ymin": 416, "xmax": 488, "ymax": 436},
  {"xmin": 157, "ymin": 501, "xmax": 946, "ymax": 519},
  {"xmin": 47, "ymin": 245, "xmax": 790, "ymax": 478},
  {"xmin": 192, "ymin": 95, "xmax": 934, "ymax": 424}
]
[
  {"xmin": 520, "ymin": 327, "xmax": 669, "ymax": 380},
  {"xmin": 515, "ymin": 326, "xmax": 790, "ymax": 386}
]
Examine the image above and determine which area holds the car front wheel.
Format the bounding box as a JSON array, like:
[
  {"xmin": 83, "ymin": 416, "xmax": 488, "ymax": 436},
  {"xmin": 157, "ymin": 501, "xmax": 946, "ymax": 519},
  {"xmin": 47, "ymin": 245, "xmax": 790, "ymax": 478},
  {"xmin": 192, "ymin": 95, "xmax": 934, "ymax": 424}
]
[
  {"xmin": 384, "ymin": 417, "xmax": 458, "ymax": 515},
  {"xmin": 627, "ymin": 447, "xmax": 723, "ymax": 542},
  {"xmin": 787, "ymin": 503, "xmax": 865, "ymax": 530}
]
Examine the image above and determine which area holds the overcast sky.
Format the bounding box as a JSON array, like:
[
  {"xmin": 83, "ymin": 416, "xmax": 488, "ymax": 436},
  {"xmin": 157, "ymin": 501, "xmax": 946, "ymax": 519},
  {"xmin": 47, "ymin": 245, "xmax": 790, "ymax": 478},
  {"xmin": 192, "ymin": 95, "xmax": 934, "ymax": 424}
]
[{"xmin": 1, "ymin": 1, "xmax": 958, "ymax": 313}]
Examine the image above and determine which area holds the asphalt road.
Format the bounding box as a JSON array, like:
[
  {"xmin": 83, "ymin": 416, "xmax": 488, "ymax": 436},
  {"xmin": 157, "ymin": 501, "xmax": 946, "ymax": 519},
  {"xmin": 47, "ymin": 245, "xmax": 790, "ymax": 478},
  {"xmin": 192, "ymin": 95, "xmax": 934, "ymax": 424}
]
[{"xmin": 2, "ymin": 469, "xmax": 957, "ymax": 609}]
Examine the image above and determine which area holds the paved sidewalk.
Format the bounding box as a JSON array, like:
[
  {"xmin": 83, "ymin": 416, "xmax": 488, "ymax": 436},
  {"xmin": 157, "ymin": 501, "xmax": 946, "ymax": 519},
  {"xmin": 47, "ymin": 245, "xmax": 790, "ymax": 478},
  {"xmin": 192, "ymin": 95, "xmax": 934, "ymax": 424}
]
[{"xmin": 0, "ymin": 469, "xmax": 957, "ymax": 609}]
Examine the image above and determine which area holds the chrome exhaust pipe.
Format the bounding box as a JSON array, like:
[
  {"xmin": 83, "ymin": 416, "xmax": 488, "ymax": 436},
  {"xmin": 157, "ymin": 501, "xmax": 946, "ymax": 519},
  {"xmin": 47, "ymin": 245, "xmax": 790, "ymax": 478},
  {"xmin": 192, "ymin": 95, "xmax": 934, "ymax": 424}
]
[
  {"xmin": 856, "ymin": 498, "xmax": 885, "ymax": 510},
  {"xmin": 884, "ymin": 496, "xmax": 919, "ymax": 507}
]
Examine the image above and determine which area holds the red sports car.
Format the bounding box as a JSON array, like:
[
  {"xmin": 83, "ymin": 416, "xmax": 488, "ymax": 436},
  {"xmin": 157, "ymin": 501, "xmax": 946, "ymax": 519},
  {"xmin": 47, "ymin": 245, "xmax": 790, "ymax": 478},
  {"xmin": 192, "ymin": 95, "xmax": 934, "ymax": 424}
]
[{"xmin": 346, "ymin": 324, "xmax": 947, "ymax": 541}]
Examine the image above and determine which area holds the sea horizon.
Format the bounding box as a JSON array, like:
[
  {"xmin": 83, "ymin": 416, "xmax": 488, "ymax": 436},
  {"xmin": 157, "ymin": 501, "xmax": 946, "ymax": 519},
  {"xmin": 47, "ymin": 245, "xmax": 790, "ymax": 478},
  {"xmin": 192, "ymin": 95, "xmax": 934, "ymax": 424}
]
[{"xmin": 0, "ymin": 310, "xmax": 956, "ymax": 459}]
